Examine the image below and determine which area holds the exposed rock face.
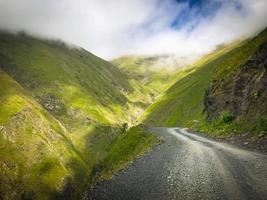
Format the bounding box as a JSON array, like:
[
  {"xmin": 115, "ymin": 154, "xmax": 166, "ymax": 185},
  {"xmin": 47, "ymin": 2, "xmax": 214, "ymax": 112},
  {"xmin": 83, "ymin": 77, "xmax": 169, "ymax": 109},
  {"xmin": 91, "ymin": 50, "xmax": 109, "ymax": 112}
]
[
  {"xmin": 204, "ymin": 42, "xmax": 267, "ymax": 122},
  {"xmin": 39, "ymin": 94, "xmax": 66, "ymax": 115}
]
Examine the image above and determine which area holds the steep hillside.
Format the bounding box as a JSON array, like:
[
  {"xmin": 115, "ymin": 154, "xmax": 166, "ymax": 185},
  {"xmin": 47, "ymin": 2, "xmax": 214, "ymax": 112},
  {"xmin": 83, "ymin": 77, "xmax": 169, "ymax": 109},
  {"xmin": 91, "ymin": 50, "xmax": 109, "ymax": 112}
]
[
  {"xmin": 140, "ymin": 41, "xmax": 242, "ymax": 126},
  {"xmin": 141, "ymin": 28, "xmax": 267, "ymax": 134},
  {"xmin": 205, "ymin": 38, "xmax": 267, "ymax": 122},
  {"xmin": 0, "ymin": 32, "xmax": 153, "ymax": 127},
  {"xmin": 0, "ymin": 71, "xmax": 81, "ymax": 199},
  {"xmin": 112, "ymin": 55, "xmax": 193, "ymax": 95},
  {"xmin": 0, "ymin": 32, "xmax": 157, "ymax": 199},
  {"xmin": 2, "ymin": 27, "xmax": 266, "ymax": 199},
  {"xmin": 200, "ymin": 28, "xmax": 267, "ymax": 137}
]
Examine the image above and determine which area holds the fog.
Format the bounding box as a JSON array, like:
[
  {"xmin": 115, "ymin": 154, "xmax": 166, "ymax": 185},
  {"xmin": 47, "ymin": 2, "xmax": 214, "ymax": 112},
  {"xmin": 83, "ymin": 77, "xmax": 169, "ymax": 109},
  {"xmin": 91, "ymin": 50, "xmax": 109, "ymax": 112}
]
[{"xmin": 0, "ymin": 0, "xmax": 266, "ymax": 59}]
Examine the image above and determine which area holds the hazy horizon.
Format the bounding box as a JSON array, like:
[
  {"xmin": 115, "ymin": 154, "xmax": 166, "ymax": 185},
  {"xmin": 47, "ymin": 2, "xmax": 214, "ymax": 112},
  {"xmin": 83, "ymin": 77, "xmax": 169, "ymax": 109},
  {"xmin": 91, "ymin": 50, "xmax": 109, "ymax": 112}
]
[{"xmin": 0, "ymin": 0, "xmax": 267, "ymax": 59}]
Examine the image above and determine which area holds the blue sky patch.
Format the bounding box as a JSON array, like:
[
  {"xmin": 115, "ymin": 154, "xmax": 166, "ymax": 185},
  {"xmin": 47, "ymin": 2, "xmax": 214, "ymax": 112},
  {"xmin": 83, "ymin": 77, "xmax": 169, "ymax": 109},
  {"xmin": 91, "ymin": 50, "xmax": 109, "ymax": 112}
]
[{"xmin": 170, "ymin": 0, "xmax": 222, "ymax": 30}]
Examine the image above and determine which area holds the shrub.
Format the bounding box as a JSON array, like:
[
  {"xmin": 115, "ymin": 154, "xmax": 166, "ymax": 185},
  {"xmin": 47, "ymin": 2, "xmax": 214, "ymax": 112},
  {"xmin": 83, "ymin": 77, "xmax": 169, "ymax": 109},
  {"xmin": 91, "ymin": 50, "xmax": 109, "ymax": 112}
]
[
  {"xmin": 219, "ymin": 111, "xmax": 234, "ymax": 124},
  {"xmin": 252, "ymin": 118, "xmax": 267, "ymax": 133},
  {"xmin": 121, "ymin": 122, "xmax": 128, "ymax": 132}
]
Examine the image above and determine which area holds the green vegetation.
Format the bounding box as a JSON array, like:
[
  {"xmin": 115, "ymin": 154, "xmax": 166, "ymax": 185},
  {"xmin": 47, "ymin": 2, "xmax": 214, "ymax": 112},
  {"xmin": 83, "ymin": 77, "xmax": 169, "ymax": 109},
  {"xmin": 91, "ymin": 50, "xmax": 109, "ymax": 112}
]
[
  {"xmin": 190, "ymin": 116, "xmax": 267, "ymax": 138},
  {"xmin": 0, "ymin": 31, "xmax": 160, "ymax": 127},
  {"xmin": 0, "ymin": 32, "xmax": 157, "ymax": 199},
  {"xmin": 190, "ymin": 29, "xmax": 267, "ymax": 138},
  {"xmin": 113, "ymin": 55, "xmax": 196, "ymax": 126},
  {"xmin": 212, "ymin": 29, "xmax": 267, "ymax": 80},
  {"xmin": 140, "ymin": 41, "xmax": 241, "ymax": 126},
  {"xmin": 1, "ymin": 27, "xmax": 266, "ymax": 199},
  {"xmin": 92, "ymin": 125, "xmax": 157, "ymax": 179},
  {"xmin": 219, "ymin": 111, "xmax": 235, "ymax": 124},
  {"xmin": 141, "ymin": 28, "xmax": 267, "ymax": 129},
  {"xmin": 0, "ymin": 72, "xmax": 72, "ymax": 199},
  {"xmin": 113, "ymin": 55, "xmax": 186, "ymax": 95}
]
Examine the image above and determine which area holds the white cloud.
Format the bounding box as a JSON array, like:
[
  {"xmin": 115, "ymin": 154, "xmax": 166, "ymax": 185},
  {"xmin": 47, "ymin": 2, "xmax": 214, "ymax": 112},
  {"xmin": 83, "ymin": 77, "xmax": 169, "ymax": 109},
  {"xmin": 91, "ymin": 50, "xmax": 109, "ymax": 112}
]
[{"xmin": 0, "ymin": 0, "xmax": 266, "ymax": 59}]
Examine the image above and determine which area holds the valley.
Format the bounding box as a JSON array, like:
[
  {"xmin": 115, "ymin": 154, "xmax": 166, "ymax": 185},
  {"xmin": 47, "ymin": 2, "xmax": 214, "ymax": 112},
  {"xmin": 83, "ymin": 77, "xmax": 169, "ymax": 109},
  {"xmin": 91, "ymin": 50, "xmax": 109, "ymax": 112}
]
[
  {"xmin": 0, "ymin": 27, "xmax": 267, "ymax": 200},
  {"xmin": 0, "ymin": 32, "xmax": 159, "ymax": 199}
]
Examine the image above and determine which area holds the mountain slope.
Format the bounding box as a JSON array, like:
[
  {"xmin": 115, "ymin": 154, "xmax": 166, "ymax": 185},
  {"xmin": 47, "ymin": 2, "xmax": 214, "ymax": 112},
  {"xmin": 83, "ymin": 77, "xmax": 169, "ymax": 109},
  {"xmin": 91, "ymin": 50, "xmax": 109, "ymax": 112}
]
[
  {"xmin": 0, "ymin": 71, "xmax": 77, "ymax": 199},
  {"xmin": 0, "ymin": 31, "xmax": 153, "ymax": 127},
  {"xmin": 205, "ymin": 35, "xmax": 267, "ymax": 122},
  {"xmin": 112, "ymin": 55, "xmax": 193, "ymax": 95},
  {"xmin": 140, "ymin": 43, "xmax": 240, "ymax": 126},
  {"xmin": 0, "ymin": 32, "xmax": 157, "ymax": 199},
  {"xmin": 199, "ymin": 29, "xmax": 267, "ymax": 137},
  {"xmin": 141, "ymin": 28, "xmax": 267, "ymax": 128}
]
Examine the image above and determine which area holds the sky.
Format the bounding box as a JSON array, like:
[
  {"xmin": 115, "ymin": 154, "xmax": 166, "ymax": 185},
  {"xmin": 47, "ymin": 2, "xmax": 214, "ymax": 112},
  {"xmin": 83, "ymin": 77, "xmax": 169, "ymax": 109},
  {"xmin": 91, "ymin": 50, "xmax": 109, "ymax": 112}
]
[{"xmin": 0, "ymin": 0, "xmax": 267, "ymax": 59}]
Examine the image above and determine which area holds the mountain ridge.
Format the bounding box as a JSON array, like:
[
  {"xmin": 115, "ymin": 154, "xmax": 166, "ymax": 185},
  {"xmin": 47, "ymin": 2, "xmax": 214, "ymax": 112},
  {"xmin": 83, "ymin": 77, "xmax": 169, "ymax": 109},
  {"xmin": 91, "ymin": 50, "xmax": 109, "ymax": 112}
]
[
  {"xmin": 1, "ymin": 28, "xmax": 267, "ymax": 199},
  {"xmin": 0, "ymin": 31, "xmax": 157, "ymax": 199},
  {"xmin": 141, "ymin": 28, "xmax": 267, "ymax": 139}
]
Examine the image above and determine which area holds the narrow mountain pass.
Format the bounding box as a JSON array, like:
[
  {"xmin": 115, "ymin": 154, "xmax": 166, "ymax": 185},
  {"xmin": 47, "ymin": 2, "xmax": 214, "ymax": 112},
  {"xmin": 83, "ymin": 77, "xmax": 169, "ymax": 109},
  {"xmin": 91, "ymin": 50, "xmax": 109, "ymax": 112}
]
[{"xmin": 89, "ymin": 128, "xmax": 267, "ymax": 200}]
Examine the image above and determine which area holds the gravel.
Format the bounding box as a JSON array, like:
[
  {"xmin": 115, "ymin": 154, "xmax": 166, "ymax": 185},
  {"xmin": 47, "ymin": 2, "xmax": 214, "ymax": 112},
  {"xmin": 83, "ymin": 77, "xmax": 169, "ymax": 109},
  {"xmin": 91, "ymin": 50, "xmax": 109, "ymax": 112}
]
[{"xmin": 89, "ymin": 128, "xmax": 267, "ymax": 200}]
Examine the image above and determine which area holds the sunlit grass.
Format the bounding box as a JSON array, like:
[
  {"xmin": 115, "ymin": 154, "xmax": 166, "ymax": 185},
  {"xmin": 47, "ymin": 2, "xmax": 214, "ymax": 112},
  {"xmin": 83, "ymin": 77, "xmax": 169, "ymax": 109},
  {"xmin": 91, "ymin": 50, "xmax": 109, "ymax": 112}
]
[{"xmin": 0, "ymin": 32, "xmax": 158, "ymax": 199}]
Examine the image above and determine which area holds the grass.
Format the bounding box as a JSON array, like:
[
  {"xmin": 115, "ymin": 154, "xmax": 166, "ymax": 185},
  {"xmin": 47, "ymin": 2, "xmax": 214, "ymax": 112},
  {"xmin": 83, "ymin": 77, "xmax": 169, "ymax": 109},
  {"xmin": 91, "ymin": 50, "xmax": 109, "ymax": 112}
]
[
  {"xmin": 1, "ymin": 27, "xmax": 266, "ymax": 199},
  {"xmin": 0, "ymin": 31, "xmax": 143, "ymax": 125},
  {"xmin": 141, "ymin": 28, "xmax": 267, "ymax": 128},
  {"xmin": 212, "ymin": 29, "xmax": 267, "ymax": 80},
  {"xmin": 0, "ymin": 32, "xmax": 157, "ymax": 199},
  {"xmin": 112, "ymin": 55, "xmax": 184, "ymax": 96},
  {"xmin": 0, "ymin": 72, "xmax": 72, "ymax": 199},
  {"xmin": 95, "ymin": 125, "xmax": 157, "ymax": 179},
  {"xmin": 140, "ymin": 42, "xmax": 241, "ymax": 126},
  {"xmin": 0, "ymin": 71, "xmax": 157, "ymax": 199},
  {"xmin": 189, "ymin": 28, "xmax": 267, "ymax": 138},
  {"xmin": 0, "ymin": 74, "xmax": 28, "ymax": 124},
  {"xmin": 190, "ymin": 115, "xmax": 267, "ymax": 138}
]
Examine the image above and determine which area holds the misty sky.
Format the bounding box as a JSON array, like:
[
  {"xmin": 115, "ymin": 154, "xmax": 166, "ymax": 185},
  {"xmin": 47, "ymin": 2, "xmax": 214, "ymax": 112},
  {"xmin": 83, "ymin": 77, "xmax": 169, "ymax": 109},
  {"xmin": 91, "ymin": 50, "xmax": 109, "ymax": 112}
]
[{"xmin": 0, "ymin": 0, "xmax": 267, "ymax": 59}]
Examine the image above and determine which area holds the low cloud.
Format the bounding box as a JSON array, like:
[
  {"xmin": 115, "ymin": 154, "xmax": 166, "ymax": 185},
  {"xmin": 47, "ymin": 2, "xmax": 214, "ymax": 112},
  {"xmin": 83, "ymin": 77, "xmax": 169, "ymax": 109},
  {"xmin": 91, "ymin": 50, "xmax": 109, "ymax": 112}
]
[{"xmin": 0, "ymin": 0, "xmax": 266, "ymax": 59}]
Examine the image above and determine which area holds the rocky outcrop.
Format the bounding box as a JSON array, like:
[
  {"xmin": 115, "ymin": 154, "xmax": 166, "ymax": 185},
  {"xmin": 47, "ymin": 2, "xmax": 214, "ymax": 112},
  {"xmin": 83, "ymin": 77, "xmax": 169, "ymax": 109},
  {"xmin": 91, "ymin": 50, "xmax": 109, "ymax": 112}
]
[
  {"xmin": 39, "ymin": 94, "xmax": 66, "ymax": 115},
  {"xmin": 204, "ymin": 41, "xmax": 267, "ymax": 122}
]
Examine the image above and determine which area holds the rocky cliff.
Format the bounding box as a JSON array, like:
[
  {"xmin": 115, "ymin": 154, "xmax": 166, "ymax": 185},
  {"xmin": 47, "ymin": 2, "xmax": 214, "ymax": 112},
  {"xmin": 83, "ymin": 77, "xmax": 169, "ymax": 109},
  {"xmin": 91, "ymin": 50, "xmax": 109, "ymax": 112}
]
[{"xmin": 204, "ymin": 41, "xmax": 267, "ymax": 123}]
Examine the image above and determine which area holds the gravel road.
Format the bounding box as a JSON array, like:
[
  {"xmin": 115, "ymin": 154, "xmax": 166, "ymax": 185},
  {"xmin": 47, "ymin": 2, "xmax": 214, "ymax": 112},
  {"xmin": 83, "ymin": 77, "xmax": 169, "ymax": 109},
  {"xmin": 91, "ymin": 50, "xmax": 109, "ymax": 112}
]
[{"xmin": 89, "ymin": 128, "xmax": 267, "ymax": 200}]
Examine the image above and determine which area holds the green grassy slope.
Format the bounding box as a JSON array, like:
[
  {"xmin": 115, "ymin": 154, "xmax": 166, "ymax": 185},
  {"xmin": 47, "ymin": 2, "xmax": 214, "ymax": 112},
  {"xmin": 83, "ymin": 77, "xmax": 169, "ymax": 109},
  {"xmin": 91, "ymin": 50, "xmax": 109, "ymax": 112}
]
[
  {"xmin": 112, "ymin": 55, "xmax": 186, "ymax": 95},
  {"xmin": 140, "ymin": 41, "xmax": 252, "ymax": 126},
  {"xmin": 142, "ymin": 29, "xmax": 267, "ymax": 127},
  {"xmin": 0, "ymin": 32, "xmax": 152, "ymax": 127},
  {"xmin": 195, "ymin": 29, "xmax": 267, "ymax": 137},
  {"xmin": 0, "ymin": 32, "xmax": 157, "ymax": 199},
  {"xmin": 0, "ymin": 72, "xmax": 81, "ymax": 199},
  {"xmin": 211, "ymin": 29, "xmax": 267, "ymax": 81},
  {"xmin": 112, "ymin": 55, "xmax": 195, "ymax": 124}
]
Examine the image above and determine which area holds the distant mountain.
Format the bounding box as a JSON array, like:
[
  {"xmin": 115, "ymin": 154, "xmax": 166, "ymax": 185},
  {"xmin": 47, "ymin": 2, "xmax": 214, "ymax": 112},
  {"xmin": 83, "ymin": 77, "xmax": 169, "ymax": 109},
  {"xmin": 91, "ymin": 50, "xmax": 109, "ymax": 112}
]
[{"xmin": 112, "ymin": 54, "xmax": 197, "ymax": 94}]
